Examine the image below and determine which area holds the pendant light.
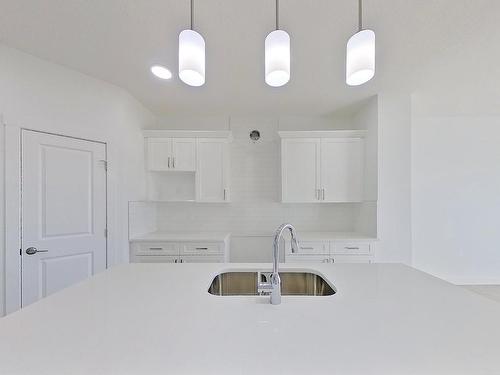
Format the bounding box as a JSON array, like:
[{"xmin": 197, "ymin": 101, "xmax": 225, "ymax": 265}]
[
  {"xmin": 179, "ymin": 0, "xmax": 205, "ymax": 86},
  {"xmin": 265, "ymin": 0, "xmax": 290, "ymax": 87},
  {"xmin": 346, "ymin": 0, "xmax": 375, "ymax": 86}
]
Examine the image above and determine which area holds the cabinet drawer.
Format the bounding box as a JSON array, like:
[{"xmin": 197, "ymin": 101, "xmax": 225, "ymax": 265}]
[
  {"xmin": 331, "ymin": 255, "xmax": 372, "ymax": 263},
  {"xmin": 285, "ymin": 255, "xmax": 331, "ymax": 263},
  {"xmin": 332, "ymin": 242, "xmax": 371, "ymax": 255},
  {"xmin": 135, "ymin": 242, "xmax": 178, "ymax": 256},
  {"xmin": 180, "ymin": 242, "xmax": 223, "ymax": 255},
  {"xmin": 292, "ymin": 241, "xmax": 329, "ymax": 255},
  {"xmin": 132, "ymin": 255, "xmax": 178, "ymax": 263}
]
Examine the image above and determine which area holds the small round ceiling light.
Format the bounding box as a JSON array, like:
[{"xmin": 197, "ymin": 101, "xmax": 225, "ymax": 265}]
[{"xmin": 151, "ymin": 65, "xmax": 172, "ymax": 80}]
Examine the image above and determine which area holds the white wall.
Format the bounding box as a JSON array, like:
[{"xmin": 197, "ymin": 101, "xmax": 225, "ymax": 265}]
[
  {"xmin": 375, "ymin": 93, "xmax": 412, "ymax": 264},
  {"xmin": 410, "ymin": 20, "xmax": 500, "ymax": 284},
  {"xmin": 147, "ymin": 114, "xmax": 376, "ymax": 262},
  {"xmin": 0, "ymin": 44, "xmax": 155, "ymax": 315}
]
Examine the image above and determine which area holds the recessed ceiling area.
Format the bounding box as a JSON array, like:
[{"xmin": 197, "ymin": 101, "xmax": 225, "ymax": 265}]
[{"xmin": 0, "ymin": 0, "xmax": 495, "ymax": 115}]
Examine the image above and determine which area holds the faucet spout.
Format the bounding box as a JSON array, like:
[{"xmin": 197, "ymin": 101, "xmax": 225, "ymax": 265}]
[{"xmin": 270, "ymin": 223, "xmax": 300, "ymax": 305}]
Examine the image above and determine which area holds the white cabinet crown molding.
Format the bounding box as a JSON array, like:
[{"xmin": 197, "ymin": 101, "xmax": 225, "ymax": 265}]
[
  {"xmin": 144, "ymin": 130, "xmax": 233, "ymax": 141},
  {"xmin": 278, "ymin": 130, "xmax": 366, "ymax": 139}
]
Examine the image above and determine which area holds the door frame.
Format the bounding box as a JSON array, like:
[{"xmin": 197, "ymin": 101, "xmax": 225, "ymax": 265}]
[{"xmin": 4, "ymin": 125, "xmax": 109, "ymax": 314}]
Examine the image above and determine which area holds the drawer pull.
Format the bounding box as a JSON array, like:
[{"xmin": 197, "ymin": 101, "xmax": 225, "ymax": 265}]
[
  {"xmin": 344, "ymin": 247, "xmax": 360, "ymax": 250},
  {"xmin": 300, "ymin": 247, "xmax": 314, "ymax": 250},
  {"xmin": 196, "ymin": 247, "xmax": 208, "ymax": 250},
  {"xmin": 149, "ymin": 247, "xmax": 163, "ymax": 251}
]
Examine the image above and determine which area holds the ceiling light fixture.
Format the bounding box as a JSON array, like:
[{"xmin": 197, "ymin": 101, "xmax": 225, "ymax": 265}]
[
  {"xmin": 151, "ymin": 65, "xmax": 173, "ymax": 80},
  {"xmin": 265, "ymin": 0, "xmax": 290, "ymax": 87},
  {"xmin": 346, "ymin": 0, "xmax": 375, "ymax": 86},
  {"xmin": 179, "ymin": 0, "xmax": 206, "ymax": 87}
]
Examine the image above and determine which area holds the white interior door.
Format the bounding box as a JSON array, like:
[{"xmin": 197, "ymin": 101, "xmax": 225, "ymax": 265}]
[
  {"xmin": 21, "ymin": 130, "xmax": 107, "ymax": 307},
  {"xmin": 320, "ymin": 138, "xmax": 364, "ymax": 202},
  {"xmin": 281, "ymin": 138, "xmax": 321, "ymax": 202}
]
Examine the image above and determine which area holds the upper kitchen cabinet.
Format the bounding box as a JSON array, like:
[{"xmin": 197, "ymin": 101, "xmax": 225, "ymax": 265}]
[
  {"xmin": 279, "ymin": 131, "xmax": 366, "ymax": 203},
  {"xmin": 281, "ymin": 138, "xmax": 321, "ymax": 202},
  {"xmin": 196, "ymin": 138, "xmax": 230, "ymax": 202},
  {"xmin": 143, "ymin": 130, "xmax": 232, "ymax": 202},
  {"xmin": 146, "ymin": 137, "xmax": 196, "ymax": 171}
]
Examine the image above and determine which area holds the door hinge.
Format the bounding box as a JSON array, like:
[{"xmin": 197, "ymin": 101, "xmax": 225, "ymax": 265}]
[{"xmin": 99, "ymin": 160, "xmax": 108, "ymax": 171}]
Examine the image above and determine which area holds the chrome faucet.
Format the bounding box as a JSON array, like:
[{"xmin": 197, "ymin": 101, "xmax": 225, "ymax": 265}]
[{"xmin": 269, "ymin": 223, "xmax": 300, "ymax": 305}]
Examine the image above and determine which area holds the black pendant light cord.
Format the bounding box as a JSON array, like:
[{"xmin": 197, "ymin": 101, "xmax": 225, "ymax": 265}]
[
  {"xmin": 276, "ymin": 0, "xmax": 279, "ymax": 30},
  {"xmin": 190, "ymin": 0, "xmax": 194, "ymax": 30},
  {"xmin": 358, "ymin": 0, "xmax": 363, "ymax": 31}
]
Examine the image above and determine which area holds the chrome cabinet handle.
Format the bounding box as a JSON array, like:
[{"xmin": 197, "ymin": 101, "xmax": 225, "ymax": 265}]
[
  {"xmin": 149, "ymin": 247, "xmax": 163, "ymax": 251},
  {"xmin": 223, "ymin": 189, "xmax": 227, "ymax": 201},
  {"xmin": 322, "ymin": 188, "xmax": 325, "ymax": 200},
  {"xmin": 316, "ymin": 189, "xmax": 320, "ymax": 200},
  {"xmin": 331, "ymin": 257, "xmax": 335, "ymax": 263},
  {"xmin": 168, "ymin": 157, "xmax": 171, "ymax": 168},
  {"xmin": 174, "ymin": 258, "xmax": 178, "ymax": 263},
  {"xmin": 196, "ymin": 247, "xmax": 208, "ymax": 250},
  {"xmin": 25, "ymin": 247, "xmax": 48, "ymax": 255},
  {"xmin": 172, "ymin": 157, "xmax": 175, "ymax": 168},
  {"xmin": 180, "ymin": 258, "xmax": 183, "ymax": 263},
  {"xmin": 345, "ymin": 246, "xmax": 360, "ymax": 250},
  {"xmin": 300, "ymin": 247, "xmax": 314, "ymax": 250}
]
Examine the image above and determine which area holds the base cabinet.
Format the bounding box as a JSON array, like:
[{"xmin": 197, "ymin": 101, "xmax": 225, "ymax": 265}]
[
  {"xmin": 285, "ymin": 238, "xmax": 375, "ymax": 264},
  {"xmin": 130, "ymin": 240, "xmax": 229, "ymax": 263}
]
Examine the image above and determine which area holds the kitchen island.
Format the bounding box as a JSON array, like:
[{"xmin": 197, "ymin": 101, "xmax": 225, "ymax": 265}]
[{"xmin": 1, "ymin": 263, "xmax": 499, "ymax": 374}]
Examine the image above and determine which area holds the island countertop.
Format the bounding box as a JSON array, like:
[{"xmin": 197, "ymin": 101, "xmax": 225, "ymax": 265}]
[{"xmin": 1, "ymin": 263, "xmax": 499, "ymax": 374}]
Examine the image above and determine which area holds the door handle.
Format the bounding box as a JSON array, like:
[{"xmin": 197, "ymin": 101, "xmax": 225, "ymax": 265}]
[{"xmin": 25, "ymin": 247, "xmax": 48, "ymax": 255}]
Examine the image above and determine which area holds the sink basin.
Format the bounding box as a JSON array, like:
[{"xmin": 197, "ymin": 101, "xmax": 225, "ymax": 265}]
[{"xmin": 208, "ymin": 271, "xmax": 336, "ymax": 296}]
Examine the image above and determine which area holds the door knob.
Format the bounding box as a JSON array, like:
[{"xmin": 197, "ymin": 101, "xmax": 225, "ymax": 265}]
[{"xmin": 25, "ymin": 247, "xmax": 48, "ymax": 255}]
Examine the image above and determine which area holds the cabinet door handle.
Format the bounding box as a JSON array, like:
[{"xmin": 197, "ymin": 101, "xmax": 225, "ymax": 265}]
[
  {"xmin": 172, "ymin": 157, "xmax": 175, "ymax": 168},
  {"xmin": 180, "ymin": 258, "xmax": 183, "ymax": 263},
  {"xmin": 148, "ymin": 247, "xmax": 163, "ymax": 251},
  {"xmin": 223, "ymin": 189, "xmax": 227, "ymax": 201},
  {"xmin": 196, "ymin": 247, "xmax": 208, "ymax": 250},
  {"xmin": 168, "ymin": 157, "xmax": 171, "ymax": 168},
  {"xmin": 331, "ymin": 257, "xmax": 335, "ymax": 263},
  {"xmin": 316, "ymin": 189, "xmax": 320, "ymax": 200},
  {"xmin": 300, "ymin": 247, "xmax": 314, "ymax": 250},
  {"xmin": 345, "ymin": 246, "xmax": 359, "ymax": 250},
  {"xmin": 174, "ymin": 258, "xmax": 177, "ymax": 263},
  {"xmin": 322, "ymin": 188, "xmax": 325, "ymax": 200}
]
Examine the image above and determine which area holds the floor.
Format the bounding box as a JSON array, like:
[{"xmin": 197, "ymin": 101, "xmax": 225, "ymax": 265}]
[{"xmin": 463, "ymin": 285, "xmax": 500, "ymax": 303}]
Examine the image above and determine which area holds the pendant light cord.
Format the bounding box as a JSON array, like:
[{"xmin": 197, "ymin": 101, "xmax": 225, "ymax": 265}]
[
  {"xmin": 190, "ymin": 0, "xmax": 194, "ymax": 30},
  {"xmin": 276, "ymin": 0, "xmax": 279, "ymax": 30},
  {"xmin": 358, "ymin": 0, "xmax": 363, "ymax": 31}
]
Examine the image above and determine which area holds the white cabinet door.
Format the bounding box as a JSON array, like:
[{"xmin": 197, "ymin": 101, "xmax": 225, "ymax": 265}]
[
  {"xmin": 281, "ymin": 138, "xmax": 321, "ymax": 202},
  {"xmin": 196, "ymin": 138, "xmax": 229, "ymax": 202},
  {"xmin": 171, "ymin": 138, "xmax": 196, "ymax": 171},
  {"xmin": 320, "ymin": 138, "xmax": 364, "ymax": 202},
  {"xmin": 147, "ymin": 138, "xmax": 172, "ymax": 171}
]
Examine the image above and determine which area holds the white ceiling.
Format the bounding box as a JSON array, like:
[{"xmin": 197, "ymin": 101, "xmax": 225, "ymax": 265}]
[{"xmin": 0, "ymin": 0, "xmax": 494, "ymax": 115}]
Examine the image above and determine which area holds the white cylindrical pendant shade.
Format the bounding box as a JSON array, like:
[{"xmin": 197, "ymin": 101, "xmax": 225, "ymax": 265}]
[
  {"xmin": 179, "ymin": 29, "xmax": 205, "ymax": 87},
  {"xmin": 265, "ymin": 30, "xmax": 290, "ymax": 87},
  {"xmin": 346, "ymin": 29, "xmax": 375, "ymax": 86}
]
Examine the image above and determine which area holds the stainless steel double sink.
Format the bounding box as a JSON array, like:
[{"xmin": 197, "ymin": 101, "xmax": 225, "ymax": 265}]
[{"xmin": 208, "ymin": 271, "xmax": 336, "ymax": 296}]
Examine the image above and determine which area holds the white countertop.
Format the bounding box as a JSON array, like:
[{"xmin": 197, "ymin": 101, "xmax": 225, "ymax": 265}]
[
  {"xmin": 130, "ymin": 231, "xmax": 230, "ymax": 242},
  {"xmin": 297, "ymin": 231, "xmax": 377, "ymax": 241},
  {"xmin": 1, "ymin": 263, "xmax": 499, "ymax": 374}
]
